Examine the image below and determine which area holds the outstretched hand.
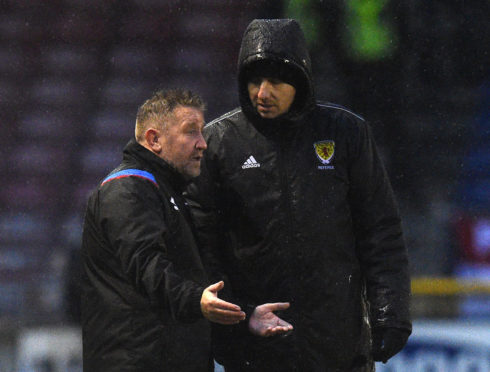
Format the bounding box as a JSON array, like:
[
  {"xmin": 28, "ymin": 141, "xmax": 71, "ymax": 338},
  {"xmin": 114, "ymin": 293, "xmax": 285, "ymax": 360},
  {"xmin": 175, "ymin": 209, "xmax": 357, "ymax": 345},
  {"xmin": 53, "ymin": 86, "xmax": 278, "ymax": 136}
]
[
  {"xmin": 249, "ymin": 302, "xmax": 293, "ymax": 337},
  {"xmin": 200, "ymin": 281, "xmax": 246, "ymax": 325}
]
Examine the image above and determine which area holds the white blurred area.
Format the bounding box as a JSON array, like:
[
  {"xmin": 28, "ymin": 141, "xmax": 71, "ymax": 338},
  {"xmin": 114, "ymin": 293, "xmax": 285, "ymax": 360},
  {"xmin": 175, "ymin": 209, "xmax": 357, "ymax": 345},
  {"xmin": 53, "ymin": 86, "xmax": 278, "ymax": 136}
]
[
  {"xmin": 376, "ymin": 320, "xmax": 490, "ymax": 372},
  {"xmin": 1, "ymin": 321, "xmax": 489, "ymax": 372}
]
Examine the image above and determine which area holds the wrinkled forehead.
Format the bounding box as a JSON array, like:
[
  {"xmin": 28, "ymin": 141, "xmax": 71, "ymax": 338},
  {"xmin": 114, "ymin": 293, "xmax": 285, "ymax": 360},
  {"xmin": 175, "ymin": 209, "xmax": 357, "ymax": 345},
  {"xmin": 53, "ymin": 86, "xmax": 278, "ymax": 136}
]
[{"xmin": 170, "ymin": 105, "xmax": 204, "ymax": 125}]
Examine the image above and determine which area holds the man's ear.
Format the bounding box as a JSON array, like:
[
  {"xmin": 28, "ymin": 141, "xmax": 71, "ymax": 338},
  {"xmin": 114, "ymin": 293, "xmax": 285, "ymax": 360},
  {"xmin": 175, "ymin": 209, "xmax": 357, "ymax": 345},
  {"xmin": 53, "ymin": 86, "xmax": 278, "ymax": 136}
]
[{"xmin": 144, "ymin": 128, "xmax": 162, "ymax": 153}]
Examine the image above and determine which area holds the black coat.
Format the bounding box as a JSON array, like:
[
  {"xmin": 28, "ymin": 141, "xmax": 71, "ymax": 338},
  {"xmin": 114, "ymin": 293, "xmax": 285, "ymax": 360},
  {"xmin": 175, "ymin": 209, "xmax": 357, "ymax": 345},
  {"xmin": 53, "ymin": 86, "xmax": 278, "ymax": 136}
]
[
  {"xmin": 186, "ymin": 19, "xmax": 411, "ymax": 371},
  {"xmin": 82, "ymin": 140, "xmax": 212, "ymax": 372}
]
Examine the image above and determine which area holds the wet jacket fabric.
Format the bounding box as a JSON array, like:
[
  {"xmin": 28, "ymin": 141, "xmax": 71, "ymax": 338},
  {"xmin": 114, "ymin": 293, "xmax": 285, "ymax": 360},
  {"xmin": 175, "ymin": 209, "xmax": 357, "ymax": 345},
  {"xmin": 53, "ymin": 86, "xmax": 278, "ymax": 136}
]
[
  {"xmin": 186, "ymin": 19, "xmax": 411, "ymax": 371},
  {"xmin": 82, "ymin": 139, "xmax": 212, "ymax": 372}
]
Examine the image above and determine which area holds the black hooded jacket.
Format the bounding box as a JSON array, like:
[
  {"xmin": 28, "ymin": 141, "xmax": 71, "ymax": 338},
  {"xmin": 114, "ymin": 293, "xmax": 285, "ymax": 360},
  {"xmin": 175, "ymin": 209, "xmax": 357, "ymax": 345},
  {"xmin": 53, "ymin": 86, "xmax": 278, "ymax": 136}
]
[
  {"xmin": 187, "ymin": 19, "xmax": 411, "ymax": 371},
  {"xmin": 82, "ymin": 139, "xmax": 212, "ymax": 372}
]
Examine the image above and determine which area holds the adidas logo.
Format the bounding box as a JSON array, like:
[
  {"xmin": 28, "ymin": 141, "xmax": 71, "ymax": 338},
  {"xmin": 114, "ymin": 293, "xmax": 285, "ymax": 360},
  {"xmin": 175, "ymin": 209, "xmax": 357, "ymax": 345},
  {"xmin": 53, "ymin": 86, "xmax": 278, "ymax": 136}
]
[{"xmin": 242, "ymin": 155, "xmax": 260, "ymax": 169}]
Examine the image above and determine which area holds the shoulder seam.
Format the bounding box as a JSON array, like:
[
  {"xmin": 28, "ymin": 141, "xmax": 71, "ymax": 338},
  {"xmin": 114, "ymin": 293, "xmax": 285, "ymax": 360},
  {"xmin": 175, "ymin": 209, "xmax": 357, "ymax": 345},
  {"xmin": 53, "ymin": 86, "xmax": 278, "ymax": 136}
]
[
  {"xmin": 317, "ymin": 103, "xmax": 365, "ymax": 122},
  {"xmin": 205, "ymin": 108, "xmax": 242, "ymax": 128},
  {"xmin": 101, "ymin": 169, "xmax": 158, "ymax": 188}
]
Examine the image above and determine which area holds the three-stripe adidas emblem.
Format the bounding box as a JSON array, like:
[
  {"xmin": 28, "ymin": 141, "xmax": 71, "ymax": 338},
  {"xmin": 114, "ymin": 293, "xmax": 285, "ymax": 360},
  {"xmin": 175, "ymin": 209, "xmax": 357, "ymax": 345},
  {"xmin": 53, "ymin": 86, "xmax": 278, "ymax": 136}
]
[{"xmin": 242, "ymin": 155, "xmax": 260, "ymax": 169}]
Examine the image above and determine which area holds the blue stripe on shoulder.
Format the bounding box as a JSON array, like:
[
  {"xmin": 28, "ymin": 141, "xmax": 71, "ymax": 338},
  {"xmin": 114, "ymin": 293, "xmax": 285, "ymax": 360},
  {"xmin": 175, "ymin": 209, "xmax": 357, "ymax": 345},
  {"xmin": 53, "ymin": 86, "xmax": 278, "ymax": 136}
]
[{"xmin": 101, "ymin": 169, "xmax": 158, "ymax": 187}]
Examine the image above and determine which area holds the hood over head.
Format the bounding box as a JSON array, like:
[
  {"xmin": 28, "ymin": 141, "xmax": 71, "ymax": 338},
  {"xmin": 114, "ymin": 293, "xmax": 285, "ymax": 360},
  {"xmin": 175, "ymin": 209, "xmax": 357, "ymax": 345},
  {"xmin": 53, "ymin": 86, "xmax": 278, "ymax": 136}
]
[{"xmin": 237, "ymin": 19, "xmax": 315, "ymax": 127}]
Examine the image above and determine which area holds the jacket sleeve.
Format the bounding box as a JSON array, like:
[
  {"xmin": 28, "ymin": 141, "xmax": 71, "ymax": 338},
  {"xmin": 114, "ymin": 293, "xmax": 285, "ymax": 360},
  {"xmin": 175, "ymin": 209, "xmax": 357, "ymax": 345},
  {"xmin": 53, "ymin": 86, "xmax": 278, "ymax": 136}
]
[
  {"xmin": 99, "ymin": 179, "xmax": 204, "ymax": 322},
  {"xmin": 347, "ymin": 121, "xmax": 411, "ymax": 333}
]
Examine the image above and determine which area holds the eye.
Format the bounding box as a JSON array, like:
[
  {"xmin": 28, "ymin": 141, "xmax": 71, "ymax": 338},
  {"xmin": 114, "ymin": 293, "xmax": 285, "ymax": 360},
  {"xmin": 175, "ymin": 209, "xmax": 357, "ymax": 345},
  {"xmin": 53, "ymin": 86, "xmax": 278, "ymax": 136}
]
[{"xmin": 184, "ymin": 124, "xmax": 202, "ymax": 136}]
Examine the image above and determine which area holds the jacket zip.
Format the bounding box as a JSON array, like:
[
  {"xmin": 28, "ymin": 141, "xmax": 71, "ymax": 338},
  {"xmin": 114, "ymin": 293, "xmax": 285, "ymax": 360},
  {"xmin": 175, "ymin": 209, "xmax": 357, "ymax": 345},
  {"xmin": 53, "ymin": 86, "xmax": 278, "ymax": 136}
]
[{"xmin": 275, "ymin": 140, "xmax": 295, "ymax": 249}]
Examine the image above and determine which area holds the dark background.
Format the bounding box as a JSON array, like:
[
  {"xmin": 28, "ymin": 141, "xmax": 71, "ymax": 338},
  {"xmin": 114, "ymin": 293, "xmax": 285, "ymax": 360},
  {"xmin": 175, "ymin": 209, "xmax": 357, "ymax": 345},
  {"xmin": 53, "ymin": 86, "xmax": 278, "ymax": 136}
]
[{"xmin": 0, "ymin": 0, "xmax": 488, "ymax": 329}]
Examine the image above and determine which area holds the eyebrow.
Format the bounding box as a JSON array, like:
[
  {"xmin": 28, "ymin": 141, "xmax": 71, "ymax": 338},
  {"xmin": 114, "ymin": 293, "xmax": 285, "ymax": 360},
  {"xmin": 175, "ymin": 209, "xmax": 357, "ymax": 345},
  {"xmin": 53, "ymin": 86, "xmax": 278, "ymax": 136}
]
[{"xmin": 182, "ymin": 120, "xmax": 204, "ymax": 130}]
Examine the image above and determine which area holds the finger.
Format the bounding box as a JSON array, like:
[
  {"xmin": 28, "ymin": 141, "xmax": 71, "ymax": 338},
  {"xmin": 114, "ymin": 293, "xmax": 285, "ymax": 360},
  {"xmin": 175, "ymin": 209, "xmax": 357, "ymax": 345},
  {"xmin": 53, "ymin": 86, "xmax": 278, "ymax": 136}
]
[
  {"xmin": 263, "ymin": 327, "xmax": 274, "ymax": 337},
  {"xmin": 272, "ymin": 324, "xmax": 293, "ymax": 332},
  {"xmin": 276, "ymin": 319, "xmax": 293, "ymax": 328},
  {"xmin": 212, "ymin": 297, "xmax": 242, "ymax": 311},
  {"xmin": 256, "ymin": 326, "xmax": 275, "ymax": 337},
  {"xmin": 209, "ymin": 308, "xmax": 246, "ymax": 321},
  {"xmin": 205, "ymin": 281, "xmax": 224, "ymax": 293},
  {"xmin": 267, "ymin": 326, "xmax": 293, "ymax": 336},
  {"xmin": 259, "ymin": 302, "xmax": 290, "ymax": 312},
  {"xmin": 256, "ymin": 321, "xmax": 294, "ymax": 337}
]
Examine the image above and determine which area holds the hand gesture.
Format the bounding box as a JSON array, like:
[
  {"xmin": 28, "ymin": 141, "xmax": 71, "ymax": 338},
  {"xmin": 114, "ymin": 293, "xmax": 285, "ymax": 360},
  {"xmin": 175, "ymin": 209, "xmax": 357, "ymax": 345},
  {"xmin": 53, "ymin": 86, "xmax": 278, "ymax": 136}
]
[
  {"xmin": 249, "ymin": 302, "xmax": 293, "ymax": 337},
  {"xmin": 200, "ymin": 281, "xmax": 246, "ymax": 325}
]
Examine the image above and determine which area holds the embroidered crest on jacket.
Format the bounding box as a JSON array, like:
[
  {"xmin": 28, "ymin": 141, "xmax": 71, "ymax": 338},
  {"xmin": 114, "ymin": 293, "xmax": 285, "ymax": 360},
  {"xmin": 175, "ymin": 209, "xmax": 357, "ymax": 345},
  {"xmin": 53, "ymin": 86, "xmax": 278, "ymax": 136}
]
[{"xmin": 314, "ymin": 140, "xmax": 335, "ymax": 169}]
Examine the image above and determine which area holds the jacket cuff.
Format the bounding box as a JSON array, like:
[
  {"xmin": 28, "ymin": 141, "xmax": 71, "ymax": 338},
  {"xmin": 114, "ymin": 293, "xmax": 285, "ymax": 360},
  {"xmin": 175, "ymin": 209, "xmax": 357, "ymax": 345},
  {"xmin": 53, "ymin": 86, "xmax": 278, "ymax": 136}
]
[
  {"xmin": 244, "ymin": 303, "xmax": 256, "ymax": 320},
  {"xmin": 189, "ymin": 286, "xmax": 205, "ymax": 319}
]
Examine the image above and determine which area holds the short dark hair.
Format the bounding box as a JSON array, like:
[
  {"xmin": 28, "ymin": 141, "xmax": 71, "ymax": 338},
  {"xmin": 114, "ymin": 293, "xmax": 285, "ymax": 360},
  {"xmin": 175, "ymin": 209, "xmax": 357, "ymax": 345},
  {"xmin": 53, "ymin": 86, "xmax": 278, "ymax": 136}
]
[{"xmin": 135, "ymin": 89, "xmax": 205, "ymax": 141}]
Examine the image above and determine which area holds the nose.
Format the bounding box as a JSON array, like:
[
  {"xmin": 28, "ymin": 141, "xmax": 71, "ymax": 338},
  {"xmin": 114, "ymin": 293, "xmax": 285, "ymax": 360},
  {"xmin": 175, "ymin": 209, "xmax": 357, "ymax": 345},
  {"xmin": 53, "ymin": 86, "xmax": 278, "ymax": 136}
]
[
  {"xmin": 196, "ymin": 132, "xmax": 207, "ymax": 150},
  {"xmin": 257, "ymin": 80, "xmax": 272, "ymax": 99}
]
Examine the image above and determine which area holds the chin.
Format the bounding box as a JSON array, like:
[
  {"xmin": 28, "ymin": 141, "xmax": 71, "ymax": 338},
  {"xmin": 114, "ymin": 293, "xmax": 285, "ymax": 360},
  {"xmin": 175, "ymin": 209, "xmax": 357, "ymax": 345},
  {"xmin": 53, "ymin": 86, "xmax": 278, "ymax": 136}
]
[
  {"xmin": 184, "ymin": 168, "xmax": 201, "ymax": 179},
  {"xmin": 258, "ymin": 112, "xmax": 279, "ymax": 119}
]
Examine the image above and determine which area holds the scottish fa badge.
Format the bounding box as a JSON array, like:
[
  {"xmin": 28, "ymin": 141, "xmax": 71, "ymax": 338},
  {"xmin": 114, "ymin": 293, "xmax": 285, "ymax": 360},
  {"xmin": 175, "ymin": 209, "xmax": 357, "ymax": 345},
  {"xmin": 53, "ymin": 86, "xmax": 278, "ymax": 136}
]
[{"xmin": 314, "ymin": 140, "xmax": 335, "ymax": 166}]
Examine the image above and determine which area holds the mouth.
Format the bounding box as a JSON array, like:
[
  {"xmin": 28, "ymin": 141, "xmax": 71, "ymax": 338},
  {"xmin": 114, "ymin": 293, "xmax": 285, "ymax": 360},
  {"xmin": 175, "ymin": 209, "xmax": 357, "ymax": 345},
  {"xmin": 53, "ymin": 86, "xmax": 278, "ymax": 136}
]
[
  {"xmin": 256, "ymin": 103, "xmax": 277, "ymax": 117},
  {"xmin": 257, "ymin": 103, "xmax": 272, "ymax": 110}
]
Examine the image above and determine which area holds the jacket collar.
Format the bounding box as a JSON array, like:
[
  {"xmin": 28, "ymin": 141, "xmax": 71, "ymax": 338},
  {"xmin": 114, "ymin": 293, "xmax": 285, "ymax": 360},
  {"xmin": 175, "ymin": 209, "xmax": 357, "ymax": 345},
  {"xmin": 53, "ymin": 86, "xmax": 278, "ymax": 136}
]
[{"xmin": 122, "ymin": 139, "xmax": 189, "ymax": 193}]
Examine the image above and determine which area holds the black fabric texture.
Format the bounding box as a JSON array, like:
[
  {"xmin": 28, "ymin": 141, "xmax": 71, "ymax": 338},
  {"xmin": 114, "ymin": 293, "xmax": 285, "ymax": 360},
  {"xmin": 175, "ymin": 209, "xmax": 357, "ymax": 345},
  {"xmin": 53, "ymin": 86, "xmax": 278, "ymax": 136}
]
[
  {"xmin": 82, "ymin": 139, "xmax": 212, "ymax": 372},
  {"xmin": 372, "ymin": 327, "xmax": 411, "ymax": 363},
  {"xmin": 186, "ymin": 18, "xmax": 411, "ymax": 371}
]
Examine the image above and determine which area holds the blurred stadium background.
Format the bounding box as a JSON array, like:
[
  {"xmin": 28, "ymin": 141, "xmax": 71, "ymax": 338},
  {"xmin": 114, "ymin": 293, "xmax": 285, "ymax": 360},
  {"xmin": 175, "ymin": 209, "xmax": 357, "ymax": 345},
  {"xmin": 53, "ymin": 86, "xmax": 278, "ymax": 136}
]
[{"xmin": 0, "ymin": 0, "xmax": 488, "ymax": 371}]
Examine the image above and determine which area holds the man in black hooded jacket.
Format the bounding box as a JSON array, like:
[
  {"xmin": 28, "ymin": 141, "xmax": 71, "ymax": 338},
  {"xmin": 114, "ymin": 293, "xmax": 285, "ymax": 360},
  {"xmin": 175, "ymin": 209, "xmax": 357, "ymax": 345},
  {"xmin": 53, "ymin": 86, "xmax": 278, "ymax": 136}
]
[
  {"xmin": 186, "ymin": 19, "xmax": 411, "ymax": 371},
  {"xmin": 81, "ymin": 89, "xmax": 248, "ymax": 372}
]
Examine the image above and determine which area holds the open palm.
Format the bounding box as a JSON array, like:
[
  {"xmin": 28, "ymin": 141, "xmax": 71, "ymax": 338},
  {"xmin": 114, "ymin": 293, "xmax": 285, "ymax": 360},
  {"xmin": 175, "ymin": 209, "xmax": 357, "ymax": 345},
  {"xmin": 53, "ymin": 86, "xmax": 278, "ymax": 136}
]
[{"xmin": 248, "ymin": 302, "xmax": 293, "ymax": 337}]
